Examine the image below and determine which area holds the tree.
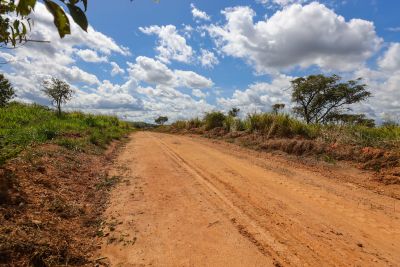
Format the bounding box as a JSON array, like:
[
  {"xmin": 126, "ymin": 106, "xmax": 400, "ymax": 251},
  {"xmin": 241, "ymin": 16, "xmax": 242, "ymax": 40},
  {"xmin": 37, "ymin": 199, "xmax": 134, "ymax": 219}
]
[
  {"xmin": 1, "ymin": 0, "xmax": 89, "ymax": 47},
  {"xmin": 272, "ymin": 103, "xmax": 285, "ymax": 115},
  {"xmin": 0, "ymin": 73, "xmax": 15, "ymax": 107},
  {"xmin": 42, "ymin": 77, "xmax": 73, "ymax": 116},
  {"xmin": 228, "ymin": 107, "xmax": 240, "ymax": 117},
  {"xmin": 155, "ymin": 116, "xmax": 168, "ymax": 125},
  {"xmin": 291, "ymin": 74, "xmax": 371, "ymax": 124}
]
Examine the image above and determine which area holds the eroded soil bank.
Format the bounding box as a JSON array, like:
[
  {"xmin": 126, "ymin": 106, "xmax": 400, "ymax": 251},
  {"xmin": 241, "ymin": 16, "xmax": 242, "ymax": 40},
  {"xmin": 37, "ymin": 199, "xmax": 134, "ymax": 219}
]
[{"xmin": 0, "ymin": 141, "xmax": 125, "ymax": 266}]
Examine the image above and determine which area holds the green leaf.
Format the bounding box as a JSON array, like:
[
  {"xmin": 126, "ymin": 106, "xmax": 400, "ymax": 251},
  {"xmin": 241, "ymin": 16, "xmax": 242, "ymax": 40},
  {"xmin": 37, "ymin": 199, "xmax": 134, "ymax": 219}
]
[
  {"xmin": 16, "ymin": 0, "xmax": 37, "ymax": 16},
  {"xmin": 66, "ymin": 4, "xmax": 88, "ymax": 32},
  {"xmin": 44, "ymin": 0, "xmax": 71, "ymax": 38},
  {"xmin": 22, "ymin": 23, "xmax": 27, "ymax": 35},
  {"xmin": 81, "ymin": 0, "xmax": 88, "ymax": 11}
]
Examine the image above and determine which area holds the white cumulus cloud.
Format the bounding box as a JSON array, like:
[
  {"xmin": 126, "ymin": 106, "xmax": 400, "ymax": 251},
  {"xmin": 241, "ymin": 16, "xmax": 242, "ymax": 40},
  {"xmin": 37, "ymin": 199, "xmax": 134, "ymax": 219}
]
[
  {"xmin": 191, "ymin": 3, "xmax": 211, "ymax": 22},
  {"xmin": 378, "ymin": 43, "xmax": 400, "ymax": 71},
  {"xmin": 217, "ymin": 75, "xmax": 292, "ymax": 115},
  {"xmin": 199, "ymin": 49, "xmax": 219, "ymax": 68},
  {"xmin": 76, "ymin": 49, "xmax": 107, "ymax": 63},
  {"xmin": 128, "ymin": 56, "xmax": 213, "ymax": 89},
  {"xmin": 139, "ymin": 25, "xmax": 193, "ymax": 64},
  {"xmin": 208, "ymin": 3, "xmax": 382, "ymax": 74}
]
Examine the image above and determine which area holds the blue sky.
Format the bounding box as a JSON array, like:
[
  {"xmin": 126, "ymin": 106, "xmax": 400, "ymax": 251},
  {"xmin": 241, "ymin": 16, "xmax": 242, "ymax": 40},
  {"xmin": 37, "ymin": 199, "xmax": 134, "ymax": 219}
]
[{"xmin": 1, "ymin": 0, "xmax": 399, "ymax": 122}]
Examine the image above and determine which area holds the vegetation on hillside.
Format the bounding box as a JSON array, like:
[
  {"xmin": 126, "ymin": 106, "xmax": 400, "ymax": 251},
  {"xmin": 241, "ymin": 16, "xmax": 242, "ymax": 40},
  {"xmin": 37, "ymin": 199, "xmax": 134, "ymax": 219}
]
[
  {"xmin": 169, "ymin": 111, "xmax": 400, "ymax": 149},
  {"xmin": 0, "ymin": 102, "xmax": 132, "ymax": 165},
  {"xmin": 163, "ymin": 74, "xmax": 399, "ymax": 150}
]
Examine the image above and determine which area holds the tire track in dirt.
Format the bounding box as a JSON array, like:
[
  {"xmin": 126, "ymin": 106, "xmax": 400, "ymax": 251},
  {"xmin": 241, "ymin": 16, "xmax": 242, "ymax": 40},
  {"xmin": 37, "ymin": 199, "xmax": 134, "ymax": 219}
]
[
  {"xmin": 153, "ymin": 133, "xmax": 400, "ymax": 266},
  {"xmin": 151, "ymin": 134, "xmax": 294, "ymax": 266},
  {"xmin": 99, "ymin": 132, "xmax": 400, "ymax": 266}
]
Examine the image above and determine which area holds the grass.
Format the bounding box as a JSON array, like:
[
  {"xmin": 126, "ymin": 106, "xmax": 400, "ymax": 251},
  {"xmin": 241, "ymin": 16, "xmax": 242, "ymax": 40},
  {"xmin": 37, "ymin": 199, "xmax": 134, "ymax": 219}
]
[
  {"xmin": 0, "ymin": 102, "xmax": 133, "ymax": 164},
  {"xmin": 167, "ymin": 111, "xmax": 400, "ymax": 150}
]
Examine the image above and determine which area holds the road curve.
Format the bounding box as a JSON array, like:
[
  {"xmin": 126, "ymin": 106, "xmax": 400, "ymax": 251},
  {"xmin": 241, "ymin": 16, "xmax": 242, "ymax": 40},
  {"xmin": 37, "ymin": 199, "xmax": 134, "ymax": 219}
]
[{"xmin": 99, "ymin": 132, "xmax": 400, "ymax": 266}]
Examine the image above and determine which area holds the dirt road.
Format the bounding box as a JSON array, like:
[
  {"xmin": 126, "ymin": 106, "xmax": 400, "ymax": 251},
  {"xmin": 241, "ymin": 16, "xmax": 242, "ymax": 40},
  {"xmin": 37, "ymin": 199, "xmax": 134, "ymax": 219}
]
[{"xmin": 99, "ymin": 132, "xmax": 400, "ymax": 266}]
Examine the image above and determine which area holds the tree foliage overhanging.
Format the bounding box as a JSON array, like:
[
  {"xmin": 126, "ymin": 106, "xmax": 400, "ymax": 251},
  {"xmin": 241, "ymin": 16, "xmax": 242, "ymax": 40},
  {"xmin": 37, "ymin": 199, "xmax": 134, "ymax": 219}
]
[{"xmin": 0, "ymin": 0, "xmax": 89, "ymax": 46}]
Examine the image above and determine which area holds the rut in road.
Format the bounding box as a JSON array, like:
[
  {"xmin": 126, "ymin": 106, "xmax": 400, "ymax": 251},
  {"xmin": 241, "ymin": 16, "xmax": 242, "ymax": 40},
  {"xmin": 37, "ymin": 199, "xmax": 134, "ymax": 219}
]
[{"xmin": 98, "ymin": 132, "xmax": 400, "ymax": 267}]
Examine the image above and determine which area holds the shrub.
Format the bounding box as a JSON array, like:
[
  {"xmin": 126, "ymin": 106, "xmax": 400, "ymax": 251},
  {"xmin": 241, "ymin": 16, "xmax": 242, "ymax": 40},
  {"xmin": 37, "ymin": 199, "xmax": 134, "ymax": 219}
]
[{"xmin": 204, "ymin": 111, "xmax": 226, "ymax": 130}]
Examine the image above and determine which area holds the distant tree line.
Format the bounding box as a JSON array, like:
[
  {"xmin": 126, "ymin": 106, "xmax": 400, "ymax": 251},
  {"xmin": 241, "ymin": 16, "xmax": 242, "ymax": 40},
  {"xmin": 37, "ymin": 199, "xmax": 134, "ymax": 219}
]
[{"xmin": 0, "ymin": 73, "xmax": 397, "ymax": 127}]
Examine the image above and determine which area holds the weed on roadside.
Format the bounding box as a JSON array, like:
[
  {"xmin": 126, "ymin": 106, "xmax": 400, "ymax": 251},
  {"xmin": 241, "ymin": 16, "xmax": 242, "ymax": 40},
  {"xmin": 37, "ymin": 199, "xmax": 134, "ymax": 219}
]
[{"xmin": 96, "ymin": 175, "xmax": 121, "ymax": 190}]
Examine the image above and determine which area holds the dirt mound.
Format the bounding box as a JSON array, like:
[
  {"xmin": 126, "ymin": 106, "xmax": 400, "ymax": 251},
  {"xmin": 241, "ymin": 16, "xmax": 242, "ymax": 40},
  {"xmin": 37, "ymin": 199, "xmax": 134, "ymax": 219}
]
[{"xmin": 0, "ymin": 142, "xmax": 124, "ymax": 266}]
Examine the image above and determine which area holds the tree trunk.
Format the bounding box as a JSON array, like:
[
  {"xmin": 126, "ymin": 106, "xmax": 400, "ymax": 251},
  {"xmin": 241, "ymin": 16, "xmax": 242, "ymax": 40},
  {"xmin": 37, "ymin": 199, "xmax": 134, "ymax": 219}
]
[{"xmin": 57, "ymin": 101, "xmax": 61, "ymax": 116}]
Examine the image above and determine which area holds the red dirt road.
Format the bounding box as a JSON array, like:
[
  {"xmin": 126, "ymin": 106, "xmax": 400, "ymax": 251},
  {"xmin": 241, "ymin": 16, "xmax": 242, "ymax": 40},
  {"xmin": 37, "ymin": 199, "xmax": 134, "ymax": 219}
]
[{"xmin": 99, "ymin": 132, "xmax": 400, "ymax": 266}]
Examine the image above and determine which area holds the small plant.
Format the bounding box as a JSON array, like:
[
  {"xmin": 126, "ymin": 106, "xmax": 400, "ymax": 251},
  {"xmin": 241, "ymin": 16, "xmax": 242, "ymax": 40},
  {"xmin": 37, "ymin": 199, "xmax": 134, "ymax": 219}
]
[
  {"xmin": 96, "ymin": 176, "xmax": 120, "ymax": 190},
  {"xmin": 57, "ymin": 138, "xmax": 84, "ymax": 151}
]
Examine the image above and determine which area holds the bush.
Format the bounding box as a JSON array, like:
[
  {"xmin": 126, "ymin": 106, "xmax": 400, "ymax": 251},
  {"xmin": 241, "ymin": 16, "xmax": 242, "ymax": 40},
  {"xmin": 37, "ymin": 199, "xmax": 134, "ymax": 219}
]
[{"xmin": 204, "ymin": 111, "xmax": 226, "ymax": 130}]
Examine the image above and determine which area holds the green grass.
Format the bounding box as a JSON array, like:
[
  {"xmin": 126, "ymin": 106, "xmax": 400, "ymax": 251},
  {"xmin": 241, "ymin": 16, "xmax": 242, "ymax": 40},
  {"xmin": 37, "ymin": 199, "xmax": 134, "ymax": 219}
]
[{"xmin": 0, "ymin": 102, "xmax": 133, "ymax": 164}]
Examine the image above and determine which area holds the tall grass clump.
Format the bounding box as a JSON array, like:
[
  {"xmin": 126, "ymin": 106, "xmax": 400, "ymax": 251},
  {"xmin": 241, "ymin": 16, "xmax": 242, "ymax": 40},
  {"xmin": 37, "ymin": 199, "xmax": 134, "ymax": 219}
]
[
  {"xmin": 168, "ymin": 110, "xmax": 400, "ymax": 150},
  {"xmin": 319, "ymin": 124, "xmax": 400, "ymax": 149},
  {"xmin": 186, "ymin": 117, "xmax": 203, "ymax": 129},
  {"xmin": 171, "ymin": 120, "xmax": 187, "ymax": 130},
  {"xmin": 223, "ymin": 116, "xmax": 245, "ymax": 132},
  {"xmin": 244, "ymin": 113, "xmax": 318, "ymax": 139},
  {"xmin": 0, "ymin": 102, "xmax": 132, "ymax": 164}
]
